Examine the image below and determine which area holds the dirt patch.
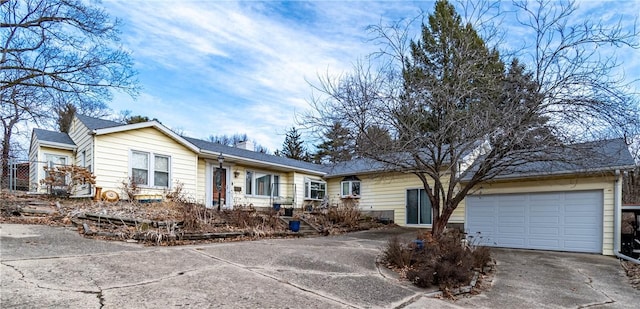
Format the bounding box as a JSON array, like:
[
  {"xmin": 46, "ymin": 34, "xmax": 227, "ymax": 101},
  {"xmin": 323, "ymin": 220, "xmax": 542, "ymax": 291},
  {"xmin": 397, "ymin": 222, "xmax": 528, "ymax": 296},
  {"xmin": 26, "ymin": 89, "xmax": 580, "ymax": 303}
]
[{"xmin": 0, "ymin": 191, "xmax": 388, "ymax": 245}]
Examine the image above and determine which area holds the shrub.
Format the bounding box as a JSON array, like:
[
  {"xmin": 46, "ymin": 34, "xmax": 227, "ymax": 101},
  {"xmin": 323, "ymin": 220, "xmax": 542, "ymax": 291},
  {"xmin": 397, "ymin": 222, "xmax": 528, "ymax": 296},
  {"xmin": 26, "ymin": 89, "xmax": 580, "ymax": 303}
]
[
  {"xmin": 165, "ymin": 180, "xmax": 190, "ymax": 203},
  {"xmin": 389, "ymin": 228, "xmax": 491, "ymax": 291},
  {"xmin": 120, "ymin": 177, "xmax": 140, "ymax": 201},
  {"xmin": 180, "ymin": 203, "xmax": 202, "ymax": 231},
  {"xmin": 40, "ymin": 165, "xmax": 95, "ymax": 196},
  {"xmin": 471, "ymin": 246, "xmax": 492, "ymax": 269},
  {"xmin": 383, "ymin": 236, "xmax": 413, "ymax": 268},
  {"xmin": 327, "ymin": 198, "xmax": 361, "ymax": 227},
  {"xmin": 406, "ymin": 266, "xmax": 435, "ymax": 288},
  {"xmin": 223, "ymin": 207, "xmax": 261, "ymax": 229}
]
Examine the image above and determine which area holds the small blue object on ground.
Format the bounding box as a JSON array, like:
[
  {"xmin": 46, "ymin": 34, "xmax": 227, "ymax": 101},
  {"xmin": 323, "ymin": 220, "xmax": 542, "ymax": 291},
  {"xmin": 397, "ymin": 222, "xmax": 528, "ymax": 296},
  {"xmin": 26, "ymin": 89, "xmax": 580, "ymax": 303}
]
[{"xmin": 289, "ymin": 220, "xmax": 300, "ymax": 232}]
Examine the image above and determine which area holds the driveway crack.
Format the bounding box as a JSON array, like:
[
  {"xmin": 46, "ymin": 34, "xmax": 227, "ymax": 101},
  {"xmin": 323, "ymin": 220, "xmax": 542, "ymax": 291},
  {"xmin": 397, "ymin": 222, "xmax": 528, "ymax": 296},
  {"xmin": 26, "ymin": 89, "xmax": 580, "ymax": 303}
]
[
  {"xmin": 575, "ymin": 268, "xmax": 615, "ymax": 308},
  {"xmin": 3, "ymin": 261, "xmax": 192, "ymax": 308},
  {"xmin": 3, "ymin": 262, "xmax": 104, "ymax": 307},
  {"xmin": 191, "ymin": 248, "xmax": 360, "ymax": 308}
]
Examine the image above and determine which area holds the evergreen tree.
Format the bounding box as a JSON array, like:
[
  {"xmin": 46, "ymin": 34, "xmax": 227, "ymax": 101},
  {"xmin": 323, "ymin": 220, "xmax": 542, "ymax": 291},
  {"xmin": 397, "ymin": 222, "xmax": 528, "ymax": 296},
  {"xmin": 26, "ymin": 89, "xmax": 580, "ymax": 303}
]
[
  {"xmin": 313, "ymin": 121, "xmax": 353, "ymax": 164},
  {"xmin": 279, "ymin": 127, "xmax": 309, "ymax": 161}
]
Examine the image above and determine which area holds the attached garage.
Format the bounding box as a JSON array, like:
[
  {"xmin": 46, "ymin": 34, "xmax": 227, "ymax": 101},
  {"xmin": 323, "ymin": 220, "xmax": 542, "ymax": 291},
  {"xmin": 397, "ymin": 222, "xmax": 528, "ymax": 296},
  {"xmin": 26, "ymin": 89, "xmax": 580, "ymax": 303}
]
[{"xmin": 466, "ymin": 190, "xmax": 604, "ymax": 253}]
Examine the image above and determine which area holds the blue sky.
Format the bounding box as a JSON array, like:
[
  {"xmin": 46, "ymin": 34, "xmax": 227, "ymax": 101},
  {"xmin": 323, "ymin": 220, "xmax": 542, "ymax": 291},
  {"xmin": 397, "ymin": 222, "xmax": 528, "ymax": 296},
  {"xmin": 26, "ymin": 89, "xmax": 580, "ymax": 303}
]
[{"xmin": 102, "ymin": 0, "xmax": 640, "ymax": 152}]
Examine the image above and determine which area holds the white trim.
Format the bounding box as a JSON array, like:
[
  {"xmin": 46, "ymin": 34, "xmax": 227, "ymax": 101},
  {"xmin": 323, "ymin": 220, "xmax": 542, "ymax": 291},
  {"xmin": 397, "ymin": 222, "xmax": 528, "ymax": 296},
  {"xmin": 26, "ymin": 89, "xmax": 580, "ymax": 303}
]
[
  {"xmin": 405, "ymin": 187, "xmax": 433, "ymax": 226},
  {"xmin": 128, "ymin": 149, "xmax": 172, "ymax": 189},
  {"xmin": 245, "ymin": 169, "xmax": 281, "ymax": 198},
  {"xmin": 208, "ymin": 163, "xmax": 232, "ymax": 209},
  {"xmin": 340, "ymin": 180, "xmax": 361, "ymax": 198},
  {"xmin": 303, "ymin": 177, "xmax": 326, "ymax": 201},
  {"xmin": 39, "ymin": 141, "xmax": 77, "ymax": 151},
  {"xmin": 205, "ymin": 162, "xmax": 213, "ymax": 208}
]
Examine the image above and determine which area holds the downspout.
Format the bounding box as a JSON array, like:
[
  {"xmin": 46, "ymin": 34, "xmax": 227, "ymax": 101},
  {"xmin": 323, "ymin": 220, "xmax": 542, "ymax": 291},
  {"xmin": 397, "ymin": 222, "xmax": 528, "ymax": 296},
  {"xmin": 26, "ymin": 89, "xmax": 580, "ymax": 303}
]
[{"xmin": 613, "ymin": 169, "xmax": 640, "ymax": 264}]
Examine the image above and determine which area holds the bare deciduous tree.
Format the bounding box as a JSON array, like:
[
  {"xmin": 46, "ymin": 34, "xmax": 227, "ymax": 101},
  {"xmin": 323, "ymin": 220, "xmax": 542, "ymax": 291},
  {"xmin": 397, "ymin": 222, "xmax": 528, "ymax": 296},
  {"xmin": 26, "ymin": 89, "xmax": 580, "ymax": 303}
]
[
  {"xmin": 1, "ymin": 0, "xmax": 138, "ymax": 185},
  {"xmin": 305, "ymin": 0, "xmax": 639, "ymax": 236}
]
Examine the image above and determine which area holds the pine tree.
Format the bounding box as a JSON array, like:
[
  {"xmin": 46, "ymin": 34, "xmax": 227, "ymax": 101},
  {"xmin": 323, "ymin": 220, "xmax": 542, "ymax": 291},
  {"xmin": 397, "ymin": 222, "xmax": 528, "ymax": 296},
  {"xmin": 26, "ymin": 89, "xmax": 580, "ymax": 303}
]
[
  {"xmin": 313, "ymin": 121, "xmax": 353, "ymax": 164},
  {"xmin": 279, "ymin": 127, "xmax": 309, "ymax": 161}
]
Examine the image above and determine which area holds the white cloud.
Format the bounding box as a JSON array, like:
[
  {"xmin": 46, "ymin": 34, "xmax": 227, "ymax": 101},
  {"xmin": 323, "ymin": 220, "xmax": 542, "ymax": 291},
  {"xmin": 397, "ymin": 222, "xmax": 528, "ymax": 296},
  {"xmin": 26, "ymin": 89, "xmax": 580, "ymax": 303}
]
[{"xmin": 101, "ymin": 0, "xmax": 639, "ymax": 153}]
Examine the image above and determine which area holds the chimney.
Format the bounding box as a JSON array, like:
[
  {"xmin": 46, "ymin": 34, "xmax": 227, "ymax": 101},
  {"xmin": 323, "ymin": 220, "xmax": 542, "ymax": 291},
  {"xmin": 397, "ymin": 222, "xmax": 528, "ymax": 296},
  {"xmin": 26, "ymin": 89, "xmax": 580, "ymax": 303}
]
[{"xmin": 235, "ymin": 140, "xmax": 254, "ymax": 151}]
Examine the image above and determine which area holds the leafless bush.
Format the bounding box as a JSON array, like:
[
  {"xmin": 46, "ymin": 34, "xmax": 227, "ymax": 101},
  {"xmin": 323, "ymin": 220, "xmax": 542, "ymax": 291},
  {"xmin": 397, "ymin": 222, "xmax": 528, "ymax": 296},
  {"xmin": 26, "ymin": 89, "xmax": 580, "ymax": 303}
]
[
  {"xmin": 327, "ymin": 198, "xmax": 361, "ymax": 227},
  {"xmin": 387, "ymin": 229, "xmax": 491, "ymax": 291},
  {"xmin": 180, "ymin": 203, "xmax": 202, "ymax": 231},
  {"xmin": 383, "ymin": 236, "xmax": 413, "ymax": 268},
  {"xmin": 120, "ymin": 177, "xmax": 140, "ymax": 201},
  {"xmin": 165, "ymin": 180, "xmax": 190, "ymax": 203},
  {"xmin": 40, "ymin": 165, "xmax": 95, "ymax": 196},
  {"xmin": 223, "ymin": 206, "xmax": 261, "ymax": 229}
]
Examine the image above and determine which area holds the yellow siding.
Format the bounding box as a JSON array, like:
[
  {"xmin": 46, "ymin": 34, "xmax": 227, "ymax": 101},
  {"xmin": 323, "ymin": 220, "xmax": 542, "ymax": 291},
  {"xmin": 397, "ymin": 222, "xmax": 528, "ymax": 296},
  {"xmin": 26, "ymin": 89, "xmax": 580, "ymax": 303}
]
[
  {"xmin": 69, "ymin": 116, "xmax": 94, "ymax": 171},
  {"xmin": 327, "ymin": 173, "xmax": 457, "ymax": 227},
  {"xmin": 466, "ymin": 176, "xmax": 616, "ymax": 255},
  {"xmin": 93, "ymin": 127, "xmax": 198, "ymax": 200},
  {"xmin": 196, "ymin": 158, "xmax": 206, "ymax": 204},
  {"xmin": 194, "ymin": 162, "xmax": 316, "ymax": 209}
]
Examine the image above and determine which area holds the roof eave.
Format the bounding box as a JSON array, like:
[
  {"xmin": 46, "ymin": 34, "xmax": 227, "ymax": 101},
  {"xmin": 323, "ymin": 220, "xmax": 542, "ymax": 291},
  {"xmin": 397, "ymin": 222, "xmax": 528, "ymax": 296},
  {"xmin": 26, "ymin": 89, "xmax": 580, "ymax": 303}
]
[
  {"xmin": 39, "ymin": 141, "xmax": 77, "ymax": 151},
  {"xmin": 200, "ymin": 149, "xmax": 326, "ymax": 175}
]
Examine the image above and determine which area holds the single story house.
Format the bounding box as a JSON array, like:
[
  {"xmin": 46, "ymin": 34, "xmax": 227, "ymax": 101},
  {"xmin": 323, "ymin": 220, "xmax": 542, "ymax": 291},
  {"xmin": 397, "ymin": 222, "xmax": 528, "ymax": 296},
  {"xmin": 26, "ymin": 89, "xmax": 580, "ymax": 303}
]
[{"xmin": 30, "ymin": 114, "xmax": 635, "ymax": 256}]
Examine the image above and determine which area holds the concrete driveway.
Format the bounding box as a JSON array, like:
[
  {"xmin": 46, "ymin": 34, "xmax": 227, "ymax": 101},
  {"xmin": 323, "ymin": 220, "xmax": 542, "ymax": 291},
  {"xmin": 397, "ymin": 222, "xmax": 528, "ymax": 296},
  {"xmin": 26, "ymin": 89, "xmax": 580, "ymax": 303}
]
[{"xmin": 1, "ymin": 224, "xmax": 637, "ymax": 308}]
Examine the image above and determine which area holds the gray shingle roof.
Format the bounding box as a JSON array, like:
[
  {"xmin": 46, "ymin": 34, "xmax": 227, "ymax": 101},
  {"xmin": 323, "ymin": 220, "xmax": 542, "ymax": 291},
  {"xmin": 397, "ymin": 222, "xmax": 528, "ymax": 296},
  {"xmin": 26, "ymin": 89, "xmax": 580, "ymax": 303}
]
[
  {"xmin": 76, "ymin": 114, "xmax": 122, "ymax": 130},
  {"xmin": 183, "ymin": 136, "xmax": 327, "ymax": 173},
  {"xmin": 326, "ymin": 138, "xmax": 635, "ymax": 179},
  {"xmin": 324, "ymin": 158, "xmax": 388, "ymax": 177},
  {"xmin": 71, "ymin": 114, "xmax": 325, "ymax": 173},
  {"xmin": 462, "ymin": 138, "xmax": 635, "ymax": 181},
  {"xmin": 33, "ymin": 129, "xmax": 75, "ymax": 147}
]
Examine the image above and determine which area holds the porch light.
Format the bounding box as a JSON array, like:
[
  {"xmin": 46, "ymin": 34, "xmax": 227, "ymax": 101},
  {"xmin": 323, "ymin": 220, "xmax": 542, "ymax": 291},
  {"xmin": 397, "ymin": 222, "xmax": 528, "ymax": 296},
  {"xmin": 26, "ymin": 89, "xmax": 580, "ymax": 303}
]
[{"xmin": 217, "ymin": 153, "xmax": 224, "ymax": 211}]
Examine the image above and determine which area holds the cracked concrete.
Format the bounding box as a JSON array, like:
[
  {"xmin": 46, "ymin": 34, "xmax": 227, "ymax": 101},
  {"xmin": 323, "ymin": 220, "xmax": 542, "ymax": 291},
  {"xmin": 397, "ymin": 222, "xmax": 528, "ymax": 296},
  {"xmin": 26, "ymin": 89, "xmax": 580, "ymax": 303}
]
[{"xmin": 2, "ymin": 224, "xmax": 638, "ymax": 308}]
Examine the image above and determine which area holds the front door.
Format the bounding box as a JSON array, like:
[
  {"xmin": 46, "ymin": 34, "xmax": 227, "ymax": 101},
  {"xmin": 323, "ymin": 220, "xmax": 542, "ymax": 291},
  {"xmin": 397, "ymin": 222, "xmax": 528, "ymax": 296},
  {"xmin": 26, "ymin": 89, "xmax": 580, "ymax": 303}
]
[{"xmin": 213, "ymin": 168, "xmax": 226, "ymax": 207}]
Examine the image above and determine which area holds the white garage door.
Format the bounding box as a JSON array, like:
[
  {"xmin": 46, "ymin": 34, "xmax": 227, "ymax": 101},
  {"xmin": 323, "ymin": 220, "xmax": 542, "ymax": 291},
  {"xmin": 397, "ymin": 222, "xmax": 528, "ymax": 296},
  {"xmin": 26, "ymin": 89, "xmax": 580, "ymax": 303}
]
[{"xmin": 466, "ymin": 190, "xmax": 603, "ymax": 253}]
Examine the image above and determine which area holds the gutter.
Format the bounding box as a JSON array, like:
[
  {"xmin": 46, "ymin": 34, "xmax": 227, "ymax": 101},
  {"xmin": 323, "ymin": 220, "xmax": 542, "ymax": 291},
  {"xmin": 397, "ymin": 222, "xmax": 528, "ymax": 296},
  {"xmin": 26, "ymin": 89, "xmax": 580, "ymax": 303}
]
[{"xmin": 613, "ymin": 169, "xmax": 640, "ymax": 264}]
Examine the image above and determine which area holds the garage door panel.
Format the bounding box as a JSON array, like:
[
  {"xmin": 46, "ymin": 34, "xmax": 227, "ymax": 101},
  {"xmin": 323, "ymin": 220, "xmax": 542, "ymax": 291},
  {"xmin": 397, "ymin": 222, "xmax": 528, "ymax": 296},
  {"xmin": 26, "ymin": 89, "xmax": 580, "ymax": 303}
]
[
  {"xmin": 466, "ymin": 190, "xmax": 603, "ymax": 253},
  {"xmin": 530, "ymin": 216, "xmax": 560, "ymax": 224},
  {"xmin": 563, "ymin": 227, "xmax": 599, "ymax": 236},
  {"xmin": 529, "ymin": 238, "xmax": 561, "ymax": 248},
  {"xmin": 530, "ymin": 204, "xmax": 560, "ymax": 212},
  {"xmin": 497, "ymin": 226, "xmax": 526, "ymax": 234},
  {"xmin": 530, "ymin": 193, "xmax": 562, "ymax": 201},
  {"xmin": 529, "ymin": 227, "xmax": 559, "ymax": 235},
  {"xmin": 496, "ymin": 237, "xmax": 526, "ymax": 246}
]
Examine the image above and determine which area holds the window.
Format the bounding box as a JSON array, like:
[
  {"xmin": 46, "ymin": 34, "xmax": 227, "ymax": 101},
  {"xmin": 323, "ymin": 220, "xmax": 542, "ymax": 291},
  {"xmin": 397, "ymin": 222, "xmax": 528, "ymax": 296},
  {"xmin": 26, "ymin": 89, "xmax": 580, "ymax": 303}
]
[
  {"xmin": 246, "ymin": 171, "xmax": 279, "ymax": 197},
  {"xmin": 44, "ymin": 154, "xmax": 67, "ymax": 185},
  {"xmin": 341, "ymin": 176, "xmax": 361, "ymax": 198},
  {"xmin": 154, "ymin": 155, "xmax": 169, "ymax": 187},
  {"xmin": 406, "ymin": 189, "xmax": 432, "ymax": 225},
  {"xmin": 131, "ymin": 151, "xmax": 149, "ymax": 185},
  {"xmin": 304, "ymin": 178, "xmax": 326, "ymax": 200},
  {"xmin": 130, "ymin": 151, "xmax": 171, "ymax": 187}
]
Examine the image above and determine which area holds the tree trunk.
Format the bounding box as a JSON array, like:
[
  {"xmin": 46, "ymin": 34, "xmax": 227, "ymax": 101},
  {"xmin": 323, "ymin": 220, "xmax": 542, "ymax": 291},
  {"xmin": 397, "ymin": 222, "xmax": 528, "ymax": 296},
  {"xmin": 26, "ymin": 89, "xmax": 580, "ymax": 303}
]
[
  {"xmin": 1, "ymin": 129, "xmax": 11, "ymax": 188},
  {"xmin": 431, "ymin": 205, "xmax": 455, "ymax": 237}
]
